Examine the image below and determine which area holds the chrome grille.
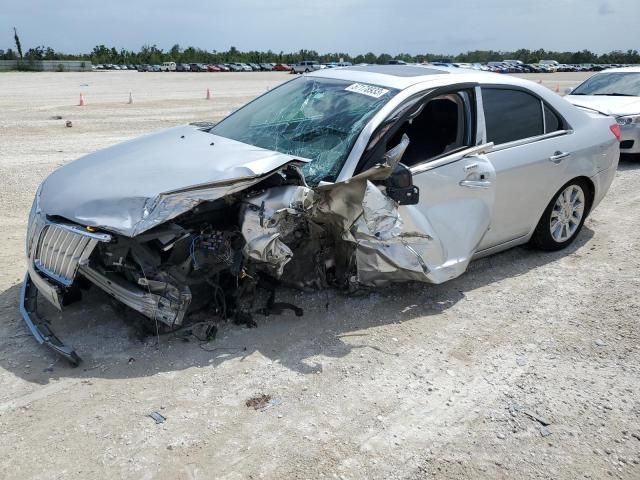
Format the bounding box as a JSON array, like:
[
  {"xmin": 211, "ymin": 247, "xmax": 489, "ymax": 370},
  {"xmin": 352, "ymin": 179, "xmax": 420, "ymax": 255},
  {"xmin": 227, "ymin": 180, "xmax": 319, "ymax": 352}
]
[{"xmin": 33, "ymin": 224, "xmax": 106, "ymax": 286}]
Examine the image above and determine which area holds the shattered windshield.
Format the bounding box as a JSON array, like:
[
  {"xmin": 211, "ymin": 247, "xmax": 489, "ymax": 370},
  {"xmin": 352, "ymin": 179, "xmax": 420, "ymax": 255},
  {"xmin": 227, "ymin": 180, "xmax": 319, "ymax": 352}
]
[
  {"xmin": 211, "ymin": 77, "xmax": 397, "ymax": 185},
  {"xmin": 572, "ymin": 72, "xmax": 640, "ymax": 97}
]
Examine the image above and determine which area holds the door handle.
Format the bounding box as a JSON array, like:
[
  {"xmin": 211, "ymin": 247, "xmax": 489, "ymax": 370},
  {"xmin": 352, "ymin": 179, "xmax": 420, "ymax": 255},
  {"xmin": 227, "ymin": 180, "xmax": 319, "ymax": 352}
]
[
  {"xmin": 459, "ymin": 179, "xmax": 491, "ymax": 189},
  {"xmin": 549, "ymin": 151, "xmax": 571, "ymax": 163}
]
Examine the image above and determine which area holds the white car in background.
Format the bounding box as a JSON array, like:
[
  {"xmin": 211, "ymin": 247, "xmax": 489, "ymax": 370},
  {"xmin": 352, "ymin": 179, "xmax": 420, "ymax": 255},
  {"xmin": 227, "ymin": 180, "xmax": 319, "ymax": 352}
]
[
  {"xmin": 292, "ymin": 60, "xmax": 322, "ymax": 73},
  {"xmin": 566, "ymin": 67, "xmax": 640, "ymax": 155},
  {"xmin": 21, "ymin": 65, "xmax": 620, "ymax": 364},
  {"xmin": 159, "ymin": 62, "xmax": 177, "ymax": 72}
]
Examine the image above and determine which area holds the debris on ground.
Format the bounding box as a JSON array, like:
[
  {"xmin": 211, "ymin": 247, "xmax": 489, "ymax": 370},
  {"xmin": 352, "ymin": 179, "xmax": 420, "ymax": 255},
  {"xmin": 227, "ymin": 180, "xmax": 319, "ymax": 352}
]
[
  {"xmin": 522, "ymin": 409, "xmax": 551, "ymax": 426},
  {"xmin": 65, "ymin": 120, "xmax": 72, "ymax": 128},
  {"xmin": 246, "ymin": 394, "xmax": 272, "ymax": 410},
  {"xmin": 540, "ymin": 426, "xmax": 552, "ymax": 437},
  {"xmin": 148, "ymin": 412, "xmax": 166, "ymax": 424}
]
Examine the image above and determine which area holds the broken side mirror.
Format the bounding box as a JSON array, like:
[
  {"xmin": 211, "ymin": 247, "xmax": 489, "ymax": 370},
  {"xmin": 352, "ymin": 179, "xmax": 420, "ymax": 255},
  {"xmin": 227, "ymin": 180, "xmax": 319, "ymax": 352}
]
[{"xmin": 383, "ymin": 163, "xmax": 419, "ymax": 205}]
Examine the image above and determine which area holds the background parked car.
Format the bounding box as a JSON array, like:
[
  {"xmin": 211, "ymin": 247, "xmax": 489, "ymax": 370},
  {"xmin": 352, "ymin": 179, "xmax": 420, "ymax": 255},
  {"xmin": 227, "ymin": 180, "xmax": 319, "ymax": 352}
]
[
  {"xmin": 292, "ymin": 60, "xmax": 321, "ymax": 73},
  {"xmin": 565, "ymin": 66, "xmax": 640, "ymax": 156},
  {"xmin": 207, "ymin": 64, "xmax": 222, "ymax": 72},
  {"xmin": 273, "ymin": 63, "xmax": 291, "ymax": 71}
]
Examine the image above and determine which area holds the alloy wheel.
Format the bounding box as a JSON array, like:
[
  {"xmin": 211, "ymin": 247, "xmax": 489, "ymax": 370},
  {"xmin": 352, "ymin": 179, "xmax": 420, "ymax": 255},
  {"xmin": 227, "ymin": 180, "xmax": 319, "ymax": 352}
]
[{"xmin": 550, "ymin": 184, "xmax": 585, "ymax": 243}]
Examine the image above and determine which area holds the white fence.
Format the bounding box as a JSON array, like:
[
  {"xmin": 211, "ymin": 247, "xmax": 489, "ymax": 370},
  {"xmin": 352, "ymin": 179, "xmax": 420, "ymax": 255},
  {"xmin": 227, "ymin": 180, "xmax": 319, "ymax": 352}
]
[{"xmin": 0, "ymin": 60, "xmax": 93, "ymax": 72}]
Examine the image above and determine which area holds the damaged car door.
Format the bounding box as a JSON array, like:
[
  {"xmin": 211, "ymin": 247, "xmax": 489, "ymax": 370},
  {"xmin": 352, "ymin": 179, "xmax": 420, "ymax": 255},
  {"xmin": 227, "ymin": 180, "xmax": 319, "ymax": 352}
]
[{"xmin": 352, "ymin": 86, "xmax": 496, "ymax": 285}]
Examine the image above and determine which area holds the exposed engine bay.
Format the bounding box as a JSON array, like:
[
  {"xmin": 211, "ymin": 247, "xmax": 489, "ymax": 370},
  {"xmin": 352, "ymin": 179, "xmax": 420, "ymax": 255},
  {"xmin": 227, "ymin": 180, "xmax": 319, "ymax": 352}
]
[{"xmin": 85, "ymin": 164, "xmax": 340, "ymax": 331}]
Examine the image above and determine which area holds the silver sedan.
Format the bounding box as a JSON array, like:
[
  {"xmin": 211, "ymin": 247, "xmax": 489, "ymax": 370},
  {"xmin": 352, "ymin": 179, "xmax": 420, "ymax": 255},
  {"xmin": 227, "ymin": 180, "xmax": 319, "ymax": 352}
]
[{"xmin": 21, "ymin": 65, "xmax": 620, "ymax": 363}]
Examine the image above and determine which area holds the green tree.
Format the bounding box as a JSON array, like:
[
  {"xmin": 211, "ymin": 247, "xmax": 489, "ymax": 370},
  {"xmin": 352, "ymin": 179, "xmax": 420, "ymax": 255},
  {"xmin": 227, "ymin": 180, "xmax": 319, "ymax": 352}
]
[{"xmin": 13, "ymin": 27, "xmax": 23, "ymax": 59}]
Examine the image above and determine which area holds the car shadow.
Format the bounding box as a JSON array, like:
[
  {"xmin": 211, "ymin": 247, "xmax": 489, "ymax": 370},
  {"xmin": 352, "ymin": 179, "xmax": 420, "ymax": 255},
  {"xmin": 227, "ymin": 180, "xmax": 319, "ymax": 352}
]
[
  {"xmin": 0, "ymin": 227, "xmax": 594, "ymax": 384},
  {"xmin": 619, "ymin": 154, "xmax": 640, "ymax": 170}
]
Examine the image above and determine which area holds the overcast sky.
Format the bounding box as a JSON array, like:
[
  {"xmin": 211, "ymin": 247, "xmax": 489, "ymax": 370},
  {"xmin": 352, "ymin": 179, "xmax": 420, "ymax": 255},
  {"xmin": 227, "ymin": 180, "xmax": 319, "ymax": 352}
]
[{"xmin": 2, "ymin": 0, "xmax": 639, "ymax": 55}]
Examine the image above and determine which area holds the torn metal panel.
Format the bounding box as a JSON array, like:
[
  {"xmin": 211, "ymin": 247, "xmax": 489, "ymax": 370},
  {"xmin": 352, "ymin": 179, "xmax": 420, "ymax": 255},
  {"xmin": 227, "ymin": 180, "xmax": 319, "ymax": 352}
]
[
  {"xmin": 344, "ymin": 181, "xmax": 436, "ymax": 286},
  {"xmin": 240, "ymin": 186, "xmax": 315, "ymax": 277}
]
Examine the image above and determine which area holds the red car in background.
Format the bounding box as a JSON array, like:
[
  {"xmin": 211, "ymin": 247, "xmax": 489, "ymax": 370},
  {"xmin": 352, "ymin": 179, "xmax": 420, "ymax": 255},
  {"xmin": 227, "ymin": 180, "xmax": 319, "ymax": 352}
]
[
  {"xmin": 207, "ymin": 65, "xmax": 222, "ymax": 72},
  {"xmin": 273, "ymin": 63, "xmax": 291, "ymax": 71}
]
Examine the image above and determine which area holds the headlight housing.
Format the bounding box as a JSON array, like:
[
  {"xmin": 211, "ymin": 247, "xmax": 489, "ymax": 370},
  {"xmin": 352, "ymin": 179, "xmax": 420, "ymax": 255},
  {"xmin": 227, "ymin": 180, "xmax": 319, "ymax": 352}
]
[{"xmin": 616, "ymin": 115, "xmax": 640, "ymax": 126}]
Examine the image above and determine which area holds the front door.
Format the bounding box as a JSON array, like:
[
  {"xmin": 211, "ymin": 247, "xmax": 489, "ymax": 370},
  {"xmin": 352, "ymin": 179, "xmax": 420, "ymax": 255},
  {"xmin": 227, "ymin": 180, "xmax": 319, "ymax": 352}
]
[{"xmin": 345, "ymin": 86, "xmax": 498, "ymax": 285}]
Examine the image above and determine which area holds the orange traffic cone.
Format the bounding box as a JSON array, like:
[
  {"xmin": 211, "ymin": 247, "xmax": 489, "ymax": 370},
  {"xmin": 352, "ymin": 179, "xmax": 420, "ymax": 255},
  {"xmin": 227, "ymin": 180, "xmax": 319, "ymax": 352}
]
[
  {"xmin": 128, "ymin": 92, "xmax": 133, "ymax": 104},
  {"xmin": 206, "ymin": 88, "xmax": 211, "ymax": 100},
  {"xmin": 78, "ymin": 93, "xmax": 85, "ymax": 106}
]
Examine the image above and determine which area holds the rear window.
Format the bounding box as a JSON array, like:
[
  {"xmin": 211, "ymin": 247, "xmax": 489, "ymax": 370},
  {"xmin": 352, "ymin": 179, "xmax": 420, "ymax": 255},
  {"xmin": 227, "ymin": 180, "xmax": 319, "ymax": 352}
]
[{"xmin": 482, "ymin": 88, "xmax": 543, "ymax": 145}]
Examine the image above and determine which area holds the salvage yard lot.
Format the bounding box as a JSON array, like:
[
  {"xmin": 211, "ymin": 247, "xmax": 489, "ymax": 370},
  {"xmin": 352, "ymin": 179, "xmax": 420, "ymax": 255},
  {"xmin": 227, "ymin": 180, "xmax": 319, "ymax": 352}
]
[{"xmin": 0, "ymin": 71, "xmax": 638, "ymax": 479}]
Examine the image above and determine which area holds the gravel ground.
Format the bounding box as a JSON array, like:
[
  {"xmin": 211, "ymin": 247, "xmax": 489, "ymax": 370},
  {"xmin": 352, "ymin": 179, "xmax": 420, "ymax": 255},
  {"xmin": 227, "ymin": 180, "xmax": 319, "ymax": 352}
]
[{"xmin": 0, "ymin": 71, "xmax": 638, "ymax": 480}]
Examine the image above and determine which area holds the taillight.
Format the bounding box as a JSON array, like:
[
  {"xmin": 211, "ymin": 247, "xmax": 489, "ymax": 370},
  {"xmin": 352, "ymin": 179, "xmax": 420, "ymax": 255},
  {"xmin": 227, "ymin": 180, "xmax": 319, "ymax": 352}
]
[{"xmin": 610, "ymin": 124, "xmax": 621, "ymax": 141}]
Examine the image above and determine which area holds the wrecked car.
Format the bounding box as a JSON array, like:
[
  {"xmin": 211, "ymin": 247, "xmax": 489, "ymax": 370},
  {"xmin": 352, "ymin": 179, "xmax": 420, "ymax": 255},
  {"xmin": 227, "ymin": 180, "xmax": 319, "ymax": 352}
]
[{"xmin": 21, "ymin": 65, "xmax": 620, "ymax": 365}]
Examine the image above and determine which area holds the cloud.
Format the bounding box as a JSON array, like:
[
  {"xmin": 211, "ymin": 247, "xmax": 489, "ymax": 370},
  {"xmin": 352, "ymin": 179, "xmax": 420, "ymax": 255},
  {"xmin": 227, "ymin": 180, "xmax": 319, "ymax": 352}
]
[
  {"xmin": 598, "ymin": 1, "xmax": 615, "ymax": 15},
  {"xmin": 1, "ymin": 0, "xmax": 639, "ymax": 55}
]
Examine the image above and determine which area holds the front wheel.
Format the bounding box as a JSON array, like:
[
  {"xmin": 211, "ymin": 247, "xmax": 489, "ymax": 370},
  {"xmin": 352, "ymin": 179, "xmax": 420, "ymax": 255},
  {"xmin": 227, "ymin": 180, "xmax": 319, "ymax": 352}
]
[{"xmin": 529, "ymin": 179, "xmax": 593, "ymax": 251}]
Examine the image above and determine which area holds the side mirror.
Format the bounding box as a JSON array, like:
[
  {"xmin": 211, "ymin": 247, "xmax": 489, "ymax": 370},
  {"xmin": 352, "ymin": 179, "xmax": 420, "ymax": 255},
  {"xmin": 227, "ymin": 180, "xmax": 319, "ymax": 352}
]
[
  {"xmin": 564, "ymin": 87, "xmax": 573, "ymax": 95},
  {"xmin": 383, "ymin": 163, "xmax": 419, "ymax": 205}
]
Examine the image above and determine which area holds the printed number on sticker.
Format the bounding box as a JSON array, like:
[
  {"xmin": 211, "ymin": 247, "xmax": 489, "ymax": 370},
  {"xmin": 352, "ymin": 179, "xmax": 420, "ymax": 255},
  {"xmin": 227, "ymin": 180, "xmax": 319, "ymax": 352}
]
[{"xmin": 345, "ymin": 83, "xmax": 389, "ymax": 98}]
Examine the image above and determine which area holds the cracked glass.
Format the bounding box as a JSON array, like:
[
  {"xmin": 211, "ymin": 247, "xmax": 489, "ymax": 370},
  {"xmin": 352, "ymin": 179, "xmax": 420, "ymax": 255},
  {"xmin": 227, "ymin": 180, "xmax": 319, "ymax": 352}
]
[{"xmin": 211, "ymin": 76, "xmax": 397, "ymax": 185}]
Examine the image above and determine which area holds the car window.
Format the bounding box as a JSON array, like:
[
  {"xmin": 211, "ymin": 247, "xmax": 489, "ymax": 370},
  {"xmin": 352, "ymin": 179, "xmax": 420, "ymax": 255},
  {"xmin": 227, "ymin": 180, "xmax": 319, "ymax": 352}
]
[
  {"xmin": 211, "ymin": 77, "xmax": 397, "ymax": 185},
  {"xmin": 385, "ymin": 92, "xmax": 471, "ymax": 167},
  {"xmin": 571, "ymin": 72, "xmax": 640, "ymax": 96},
  {"xmin": 544, "ymin": 104, "xmax": 563, "ymax": 133},
  {"xmin": 482, "ymin": 88, "xmax": 543, "ymax": 145}
]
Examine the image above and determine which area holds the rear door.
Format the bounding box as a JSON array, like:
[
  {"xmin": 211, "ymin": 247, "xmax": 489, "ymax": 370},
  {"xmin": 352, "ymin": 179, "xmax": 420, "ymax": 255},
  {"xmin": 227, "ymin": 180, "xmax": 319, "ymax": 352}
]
[{"xmin": 476, "ymin": 86, "xmax": 574, "ymax": 251}]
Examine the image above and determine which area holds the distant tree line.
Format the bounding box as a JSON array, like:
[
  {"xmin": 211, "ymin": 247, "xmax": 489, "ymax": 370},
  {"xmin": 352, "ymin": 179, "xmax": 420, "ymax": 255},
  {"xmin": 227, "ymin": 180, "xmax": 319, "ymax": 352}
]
[{"xmin": 1, "ymin": 44, "xmax": 639, "ymax": 65}]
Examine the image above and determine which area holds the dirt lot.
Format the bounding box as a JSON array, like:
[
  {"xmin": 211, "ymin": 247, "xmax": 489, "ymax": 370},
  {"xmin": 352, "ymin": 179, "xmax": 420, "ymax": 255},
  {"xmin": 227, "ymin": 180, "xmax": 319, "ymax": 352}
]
[{"xmin": 0, "ymin": 71, "xmax": 638, "ymax": 480}]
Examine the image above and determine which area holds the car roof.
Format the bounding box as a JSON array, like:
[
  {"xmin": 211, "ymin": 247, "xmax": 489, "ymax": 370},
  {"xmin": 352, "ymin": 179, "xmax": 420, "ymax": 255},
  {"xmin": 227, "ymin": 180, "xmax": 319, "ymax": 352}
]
[
  {"xmin": 307, "ymin": 63, "xmax": 590, "ymax": 127},
  {"xmin": 598, "ymin": 66, "xmax": 640, "ymax": 74},
  {"xmin": 307, "ymin": 63, "xmax": 515, "ymax": 89}
]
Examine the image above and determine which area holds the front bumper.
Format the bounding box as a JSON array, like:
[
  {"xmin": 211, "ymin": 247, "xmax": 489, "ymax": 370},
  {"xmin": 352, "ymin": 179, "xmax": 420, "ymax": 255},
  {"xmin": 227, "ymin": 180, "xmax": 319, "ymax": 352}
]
[
  {"xmin": 619, "ymin": 124, "xmax": 640, "ymax": 154},
  {"xmin": 20, "ymin": 214, "xmax": 111, "ymax": 365},
  {"xmin": 21, "ymin": 214, "xmax": 191, "ymax": 364},
  {"xmin": 19, "ymin": 272, "xmax": 81, "ymax": 366}
]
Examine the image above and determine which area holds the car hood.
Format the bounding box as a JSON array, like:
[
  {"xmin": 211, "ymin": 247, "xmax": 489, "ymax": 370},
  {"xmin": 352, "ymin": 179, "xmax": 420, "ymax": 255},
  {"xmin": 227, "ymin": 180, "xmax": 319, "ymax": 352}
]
[
  {"xmin": 39, "ymin": 124, "xmax": 308, "ymax": 237},
  {"xmin": 565, "ymin": 95, "xmax": 640, "ymax": 116}
]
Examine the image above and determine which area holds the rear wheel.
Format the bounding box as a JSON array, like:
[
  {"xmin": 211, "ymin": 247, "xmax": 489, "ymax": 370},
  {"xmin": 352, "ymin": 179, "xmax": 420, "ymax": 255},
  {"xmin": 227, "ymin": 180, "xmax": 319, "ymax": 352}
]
[{"xmin": 529, "ymin": 178, "xmax": 592, "ymax": 251}]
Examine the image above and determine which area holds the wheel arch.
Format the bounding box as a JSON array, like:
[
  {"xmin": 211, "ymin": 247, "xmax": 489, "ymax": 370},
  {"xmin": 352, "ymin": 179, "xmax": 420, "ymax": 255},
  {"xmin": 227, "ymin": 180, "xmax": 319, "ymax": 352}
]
[{"xmin": 572, "ymin": 175, "xmax": 596, "ymax": 215}]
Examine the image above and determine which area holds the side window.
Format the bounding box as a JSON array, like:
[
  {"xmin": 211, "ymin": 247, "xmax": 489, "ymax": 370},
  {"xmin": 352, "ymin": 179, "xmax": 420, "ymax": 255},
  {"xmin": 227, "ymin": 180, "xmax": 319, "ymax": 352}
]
[
  {"xmin": 386, "ymin": 91, "xmax": 472, "ymax": 167},
  {"xmin": 544, "ymin": 104, "xmax": 563, "ymax": 133},
  {"xmin": 482, "ymin": 88, "xmax": 543, "ymax": 145}
]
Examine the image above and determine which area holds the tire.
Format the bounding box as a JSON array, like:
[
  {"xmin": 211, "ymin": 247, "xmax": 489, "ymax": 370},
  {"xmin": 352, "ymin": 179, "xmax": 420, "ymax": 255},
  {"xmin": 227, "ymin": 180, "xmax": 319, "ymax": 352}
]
[
  {"xmin": 305, "ymin": 68, "xmax": 310, "ymax": 73},
  {"xmin": 529, "ymin": 178, "xmax": 593, "ymax": 251}
]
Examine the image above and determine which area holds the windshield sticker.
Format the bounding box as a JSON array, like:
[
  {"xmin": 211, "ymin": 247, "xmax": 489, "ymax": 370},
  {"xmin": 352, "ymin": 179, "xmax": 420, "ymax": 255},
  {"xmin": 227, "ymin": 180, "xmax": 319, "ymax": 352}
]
[{"xmin": 345, "ymin": 83, "xmax": 389, "ymax": 98}]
